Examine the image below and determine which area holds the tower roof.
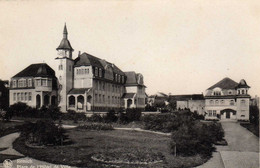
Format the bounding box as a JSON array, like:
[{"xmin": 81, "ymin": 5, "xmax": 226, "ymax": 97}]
[
  {"xmin": 236, "ymin": 79, "xmax": 250, "ymax": 88},
  {"xmin": 56, "ymin": 24, "xmax": 74, "ymax": 51}
]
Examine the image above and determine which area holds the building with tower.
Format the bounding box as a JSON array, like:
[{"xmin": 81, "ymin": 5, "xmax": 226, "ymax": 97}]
[
  {"xmin": 9, "ymin": 24, "xmax": 146, "ymax": 112},
  {"xmin": 204, "ymin": 77, "xmax": 251, "ymax": 120}
]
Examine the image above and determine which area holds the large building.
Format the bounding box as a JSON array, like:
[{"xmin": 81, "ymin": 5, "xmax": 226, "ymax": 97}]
[
  {"xmin": 9, "ymin": 24, "xmax": 146, "ymax": 112},
  {"xmin": 204, "ymin": 77, "xmax": 250, "ymax": 120}
]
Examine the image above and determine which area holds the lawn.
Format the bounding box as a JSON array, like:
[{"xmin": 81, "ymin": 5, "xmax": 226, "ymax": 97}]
[
  {"xmin": 240, "ymin": 122, "xmax": 259, "ymax": 137},
  {"xmin": 13, "ymin": 129, "xmax": 209, "ymax": 168},
  {"xmin": 0, "ymin": 121, "xmax": 24, "ymax": 137}
]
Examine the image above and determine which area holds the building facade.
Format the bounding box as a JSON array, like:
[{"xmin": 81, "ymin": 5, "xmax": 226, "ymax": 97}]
[
  {"xmin": 9, "ymin": 24, "xmax": 146, "ymax": 112},
  {"xmin": 204, "ymin": 77, "xmax": 250, "ymax": 120},
  {"xmin": 169, "ymin": 94, "xmax": 205, "ymax": 115},
  {"xmin": 9, "ymin": 64, "xmax": 58, "ymax": 108}
]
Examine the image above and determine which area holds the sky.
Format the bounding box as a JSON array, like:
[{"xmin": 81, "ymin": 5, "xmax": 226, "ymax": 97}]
[{"xmin": 0, "ymin": 0, "xmax": 259, "ymax": 96}]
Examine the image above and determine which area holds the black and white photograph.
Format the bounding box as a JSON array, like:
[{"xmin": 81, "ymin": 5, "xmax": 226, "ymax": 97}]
[{"xmin": 0, "ymin": 0, "xmax": 259, "ymax": 168}]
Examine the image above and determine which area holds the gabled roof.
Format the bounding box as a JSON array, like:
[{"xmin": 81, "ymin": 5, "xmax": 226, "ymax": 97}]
[
  {"xmin": 74, "ymin": 52, "xmax": 125, "ymax": 75},
  {"xmin": 12, "ymin": 63, "xmax": 56, "ymax": 78},
  {"xmin": 208, "ymin": 77, "xmax": 238, "ymax": 90}
]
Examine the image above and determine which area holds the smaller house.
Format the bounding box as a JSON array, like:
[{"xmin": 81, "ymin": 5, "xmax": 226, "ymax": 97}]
[
  {"xmin": 147, "ymin": 92, "xmax": 169, "ymax": 107},
  {"xmin": 169, "ymin": 94, "xmax": 205, "ymax": 114}
]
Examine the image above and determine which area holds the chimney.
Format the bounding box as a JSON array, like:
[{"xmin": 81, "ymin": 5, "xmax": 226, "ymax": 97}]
[{"xmin": 78, "ymin": 51, "xmax": 81, "ymax": 56}]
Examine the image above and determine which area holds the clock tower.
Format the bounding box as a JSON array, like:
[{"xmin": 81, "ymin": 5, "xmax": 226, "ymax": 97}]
[{"xmin": 55, "ymin": 24, "xmax": 74, "ymax": 112}]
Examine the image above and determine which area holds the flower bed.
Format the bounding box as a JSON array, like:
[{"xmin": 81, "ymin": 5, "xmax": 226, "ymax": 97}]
[{"xmin": 91, "ymin": 151, "xmax": 164, "ymax": 165}]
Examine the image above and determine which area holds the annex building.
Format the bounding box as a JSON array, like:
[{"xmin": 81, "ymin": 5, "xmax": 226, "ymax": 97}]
[
  {"xmin": 204, "ymin": 77, "xmax": 250, "ymax": 120},
  {"xmin": 9, "ymin": 24, "xmax": 146, "ymax": 112}
]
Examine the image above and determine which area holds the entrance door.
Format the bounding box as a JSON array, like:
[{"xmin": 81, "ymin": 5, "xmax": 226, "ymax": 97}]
[{"xmin": 226, "ymin": 111, "xmax": 230, "ymax": 119}]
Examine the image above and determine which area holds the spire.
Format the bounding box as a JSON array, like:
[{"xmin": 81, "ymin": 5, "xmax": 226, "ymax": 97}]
[
  {"xmin": 56, "ymin": 23, "xmax": 74, "ymax": 51},
  {"xmin": 63, "ymin": 23, "xmax": 68, "ymax": 39}
]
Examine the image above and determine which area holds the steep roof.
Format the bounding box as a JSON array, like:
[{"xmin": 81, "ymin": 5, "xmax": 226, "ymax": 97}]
[
  {"xmin": 56, "ymin": 24, "xmax": 74, "ymax": 51},
  {"xmin": 208, "ymin": 77, "xmax": 238, "ymax": 90},
  {"xmin": 13, "ymin": 63, "xmax": 56, "ymax": 78},
  {"xmin": 124, "ymin": 71, "xmax": 137, "ymax": 84},
  {"xmin": 236, "ymin": 79, "xmax": 250, "ymax": 88},
  {"xmin": 74, "ymin": 52, "xmax": 125, "ymax": 75}
]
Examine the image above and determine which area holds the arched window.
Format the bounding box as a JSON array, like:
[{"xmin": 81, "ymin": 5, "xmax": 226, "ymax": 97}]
[
  {"xmin": 215, "ymin": 100, "xmax": 219, "ymax": 105},
  {"xmin": 230, "ymin": 100, "xmax": 234, "ymax": 105},
  {"xmin": 210, "ymin": 100, "xmax": 214, "ymax": 105},
  {"xmin": 242, "ymin": 90, "xmax": 245, "ymax": 94},
  {"xmin": 95, "ymin": 67, "xmax": 98, "ymax": 76}
]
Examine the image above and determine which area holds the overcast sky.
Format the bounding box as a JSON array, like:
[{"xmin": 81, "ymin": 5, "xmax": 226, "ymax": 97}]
[{"xmin": 0, "ymin": 0, "xmax": 259, "ymax": 96}]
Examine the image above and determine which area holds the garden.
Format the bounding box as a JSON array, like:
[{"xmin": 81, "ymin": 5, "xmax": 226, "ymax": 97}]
[{"xmin": 0, "ymin": 102, "xmax": 226, "ymax": 168}]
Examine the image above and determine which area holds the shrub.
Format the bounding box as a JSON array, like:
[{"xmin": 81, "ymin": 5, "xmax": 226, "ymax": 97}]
[
  {"xmin": 171, "ymin": 121, "xmax": 214, "ymax": 156},
  {"xmin": 170, "ymin": 121, "xmax": 224, "ymax": 156},
  {"xmin": 142, "ymin": 113, "xmax": 195, "ymax": 133},
  {"xmin": 117, "ymin": 112, "xmax": 128, "ymax": 124},
  {"xmin": 88, "ymin": 114, "xmax": 104, "ymax": 122},
  {"xmin": 21, "ymin": 120, "xmax": 68, "ymax": 146},
  {"xmin": 126, "ymin": 108, "xmax": 142, "ymax": 122},
  {"xmin": 77, "ymin": 123, "xmax": 113, "ymax": 131},
  {"xmin": 61, "ymin": 110, "xmax": 86, "ymax": 123},
  {"xmin": 104, "ymin": 110, "xmax": 118, "ymax": 123},
  {"xmin": 192, "ymin": 111, "xmax": 205, "ymax": 120}
]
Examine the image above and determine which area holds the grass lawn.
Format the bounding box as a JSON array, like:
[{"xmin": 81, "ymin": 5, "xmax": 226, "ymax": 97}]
[
  {"xmin": 0, "ymin": 121, "xmax": 24, "ymax": 137},
  {"xmin": 13, "ymin": 129, "xmax": 209, "ymax": 168},
  {"xmin": 240, "ymin": 123, "xmax": 259, "ymax": 137}
]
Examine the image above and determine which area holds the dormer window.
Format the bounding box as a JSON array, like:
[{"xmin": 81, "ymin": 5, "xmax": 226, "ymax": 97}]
[
  {"xmin": 213, "ymin": 91, "xmax": 221, "ymax": 96},
  {"xmin": 28, "ymin": 79, "xmax": 32, "ymax": 87},
  {"xmin": 99, "ymin": 68, "xmax": 102, "ymax": 77},
  {"xmin": 95, "ymin": 67, "xmax": 98, "ymax": 76},
  {"xmin": 242, "ymin": 90, "xmax": 245, "ymax": 94},
  {"xmin": 13, "ymin": 80, "xmax": 17, "ymax": 88}
]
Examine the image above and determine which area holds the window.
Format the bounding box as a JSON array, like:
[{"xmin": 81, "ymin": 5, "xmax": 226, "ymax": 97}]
[
  {"xmin": 21, "ymin": 93, "xmax": 24, "ymax": 101},
  {"xmin": 122, "ymin": 77, "xmax": 124, "ymax": 83},
  {"xmin": 13, "ymin": 93, "xmax": 16, "ymax": 101},
  {"xmin": 215, "ymin": 100, "xmax": 219, "ymax": 105},
  {"xmin": 13, "ymin": 80, "xmax": 17, "ymax": 88},
  {"xmin": 95, "ymin": 67, "xmax": 98, "ymax": 76},
  {"xmin": 28, "ymin": 92, "xmax": 32, "ymax": 101},
  {"xmin": 213, "ymin": 91, "xmax": 221, "ymax": 96},
  {"xmin": 24, "ymin": 93, "xmax": 27, "ymax": 101},
  {"xmin": 28, "ymin": 79, "xmax": 32, "ymax": 87},
  {"xmin": 69, "ymin": 65, "xmax": 72, "ymax": 71},
  {"xmin": 37, "ymin": 79, "xmax": 41, "ymax": 86},
  {"xmin": 103, "ymin": 95, "xmax": 105, "ymax": 103},
  {"xmin": 208, "ymin": 110, "xmax": 212, "ymax": 116},
  {"xmin": 99, "ymin": 68, "xmax": 102, "ymax": 77},
  {"xmin": 108, "ymin": 96, "xmax": 110, "ymax": 104},
  {"xmin": 99, "ymin": 94, "xmax": 101, "ymax": 103},
  {"xmin": 210, "ymin": 100, "xmax": 214, "ymax": 105},
  {"xmin": 238, "ymin": 90, "xmax": 240, "ymax": 94},
  {"xmin": 213, "ymin": 110, "xmax": 216, "ymax": 116},
  {"xmin": 242, "ymin": 90, "xmax": 245, "ymax": 94},
  {"xmin": 230, "ymin": 100, "xmax": 234, "ymax": 105},
  {"xmin": 42, "ymin": 79, "xmax": 47, "ymax": 86},
  {"xmin": 59, "ymin": 64, "xmax": 63, "ymax": 70},
  {"xmin": 241, "ymin": 100, "xmax": 246, "ymax": 106},
  {"xmin": 17, "ymin": 93, "xmax": 20, "ymax": 101},
  {"xmin": 85, "ymin": 68, "xmax": 89, "ymax": 74},
  {"xmin": 228, "ymin": 90, "xmax": 232, "ymax": 95},
  {"xmin": 115, "ymin": 74, "xmax": 117, "ymax": 82},
  {"xmin": 221, "ymin": 100, "xmax": 224, "ymax": 104}
]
